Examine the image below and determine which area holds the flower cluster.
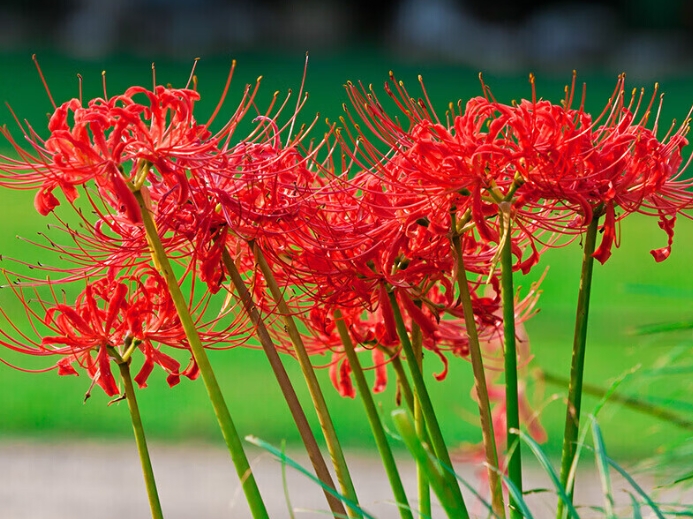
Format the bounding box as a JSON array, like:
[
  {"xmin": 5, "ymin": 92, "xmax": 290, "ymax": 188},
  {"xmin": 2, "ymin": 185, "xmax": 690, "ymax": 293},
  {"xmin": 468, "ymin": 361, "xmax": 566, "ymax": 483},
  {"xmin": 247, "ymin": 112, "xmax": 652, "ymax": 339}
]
[
  {"xmin": 0, "ymin": 70, "xmax": 301, "ymax": 395},
  {"xmin": 0, "ymin": 67, "xmax": 691, "ymax": 472}
]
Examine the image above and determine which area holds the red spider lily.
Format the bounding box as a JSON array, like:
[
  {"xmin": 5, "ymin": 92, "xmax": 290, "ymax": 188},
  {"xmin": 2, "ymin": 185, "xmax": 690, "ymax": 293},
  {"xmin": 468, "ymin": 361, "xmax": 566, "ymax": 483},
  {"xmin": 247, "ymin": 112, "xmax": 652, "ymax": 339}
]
[
  {"xmin": 461, "ymin": 74, "xmax": 693, "ymax": 263},
  {"xmin": 341, "ymin": 76, "xmax": 558, "ymax": 275},
  {"xmin": 342, "ymin": 72, "xmax": 693, "ymax": 272},
  {"xmin": 207, "ymin": 110, "xmax": 329, "ymax": 236},
  {"xmin": 265, "ymin": 165, "xmax": 503, "ymax": 307},
  {"xmin": 0, "ymin": 65, "xmax": 318, "ymax": 294},
  {"xmin": 254, "ymin": 160, "xmax": 536, "ymax": 370},
  {"xmin": 0, "ymin": 85, "xmax": 219, "ymax": 220},
  {"xmin": 0, "ymin": 266, "xmax": 255, "ymax": 396}
]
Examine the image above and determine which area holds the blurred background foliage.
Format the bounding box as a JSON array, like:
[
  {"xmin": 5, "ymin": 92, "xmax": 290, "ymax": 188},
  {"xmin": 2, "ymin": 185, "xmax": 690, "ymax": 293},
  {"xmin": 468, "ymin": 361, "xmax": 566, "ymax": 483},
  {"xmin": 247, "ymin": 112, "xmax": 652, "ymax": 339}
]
[{"xmin": 0, "ymin": 0, "xmax": 692, "ymax": 467}]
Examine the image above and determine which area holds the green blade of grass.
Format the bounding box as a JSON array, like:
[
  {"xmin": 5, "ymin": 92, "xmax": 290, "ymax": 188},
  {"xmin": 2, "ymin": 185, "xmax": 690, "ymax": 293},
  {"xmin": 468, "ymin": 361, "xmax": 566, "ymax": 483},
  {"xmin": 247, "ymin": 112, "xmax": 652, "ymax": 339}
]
[
  {"xmin": 589, "ymin": 417, "xmax": 615, "ymax": 519},
  {"xmin": 628, "ymin": 492, "xmax": 643, "ymax": 519},
  {"xmin": 674, "ymin": 470, "xmax": 693, "ymax": 485},
  {"xmin": 604, "ymin": 455, "xmax": 665, "ymax": 519},
  {"xmin": 245, "ymin": 436, "xmax": 377, "ymax": 519},
  {"xmin": 563, "ymin": 370, "xmax": 635, "ymax": 517},
  {"xmin": 280, "ymin": 440, "xmax": 297, "ymax": 519},
  {"xmin": 515, "ymin": 429, "xmax": 580, "ymax": 519},
  {"xmin": 497, "ymin": 471, "xmax": 534, "ymax": 519}
]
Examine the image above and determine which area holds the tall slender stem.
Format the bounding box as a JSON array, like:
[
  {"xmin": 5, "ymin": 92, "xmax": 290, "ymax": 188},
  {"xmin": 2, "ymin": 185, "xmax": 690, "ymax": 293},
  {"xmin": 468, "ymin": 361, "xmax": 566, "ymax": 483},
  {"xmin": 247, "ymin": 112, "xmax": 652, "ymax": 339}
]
[
  {"xmin": 110, "ymin": 348, "xmax": 164, "ymax": 519},
  {"xmin": 250, "ymin": 241, "xmax": 361, "ymax": 518},
  {"xmin": 499, "ymin": 215, "xmax": 522, "ymax": 519},
  {"xmin": 134, "ymin": 190, "xmax": 269, "ymax": 519},
  {"xmin": 222, "ymin": 248, "xmax": 347, "ymax": 518},
  {"xmin": 387, "ymin": 290, "xmax": 470, "ymax": 519},
  {"xmin": 410, "ymin": 317, "xmax": 431, "ymax": 519},
  {"xmin": 452, "ymin": 233, "xmax": 506, "ymax": 518},
  {"xmin": 557, "ymin": 215, "xmax": 600, "ymax": 519},
  {"xmin": 333, "ymin": 309, "xmax": 413, "ymax": 519}
]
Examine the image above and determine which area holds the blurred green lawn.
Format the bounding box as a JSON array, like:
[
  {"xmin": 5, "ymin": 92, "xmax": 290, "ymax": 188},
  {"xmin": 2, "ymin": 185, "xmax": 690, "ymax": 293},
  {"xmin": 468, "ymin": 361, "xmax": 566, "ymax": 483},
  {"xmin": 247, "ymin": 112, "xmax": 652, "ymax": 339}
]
[{"xmin": 0, "ymin": 51, "xmax": 692, "ymax": 460}]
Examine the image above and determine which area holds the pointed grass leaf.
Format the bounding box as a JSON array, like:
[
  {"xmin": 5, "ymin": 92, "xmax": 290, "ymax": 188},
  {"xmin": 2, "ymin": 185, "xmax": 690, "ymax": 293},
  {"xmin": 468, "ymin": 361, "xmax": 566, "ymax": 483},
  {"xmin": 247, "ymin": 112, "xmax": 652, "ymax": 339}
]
[
  {"xmin": 674, "ymin": 470, "xmax": 693, "ymax": 485},
  {"xmin": 604, "ymin": 455, "xmax": 665, "ymax": 519},
  {"xmin": 497, "ymin": 471, "xmax": 534, "ymax": 519},
  {"xmin": 641, "ymin": 365, "xmax": 693, "ymax": 377},
  {"xmin": 522, "ymin": 488, "xmax": 552, "ymax": 495},
  {"xmin": 280, "ymin": 440, "xmax": 297, "ymax": 519},
  {"xmin": 514, "ymin": 429, "xmax": 580, "ymax": 519},
  {"xmin": 561, "ymin": 375, "xmax": 636, "ymax": 517},
  {"xmin": 589, "ymin": 417, "xmax": 615, "ymax": 519},
  {"xmin": 628, "ymin": 492, "xmax": 643, "ymax": 519},
  {"xmin": 245, "ymin": 436, "xmax": 377, "ymax": 519}
]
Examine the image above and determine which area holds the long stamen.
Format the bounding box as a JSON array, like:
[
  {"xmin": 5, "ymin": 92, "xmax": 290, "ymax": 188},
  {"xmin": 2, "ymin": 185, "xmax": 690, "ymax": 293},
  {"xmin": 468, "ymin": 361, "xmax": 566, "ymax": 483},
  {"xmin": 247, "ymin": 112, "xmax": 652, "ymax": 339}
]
[{"xmin": 32, "ymin": 54, "xmax": 56, "ymax": 110}]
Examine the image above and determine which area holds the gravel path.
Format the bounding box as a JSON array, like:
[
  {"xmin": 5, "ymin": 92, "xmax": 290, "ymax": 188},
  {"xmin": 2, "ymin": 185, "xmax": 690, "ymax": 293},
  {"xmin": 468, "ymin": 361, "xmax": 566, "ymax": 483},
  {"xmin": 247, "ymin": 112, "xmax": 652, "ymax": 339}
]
[{"xmin": 0, "ymin": 440, "xmax": 689, "ymax": 518}]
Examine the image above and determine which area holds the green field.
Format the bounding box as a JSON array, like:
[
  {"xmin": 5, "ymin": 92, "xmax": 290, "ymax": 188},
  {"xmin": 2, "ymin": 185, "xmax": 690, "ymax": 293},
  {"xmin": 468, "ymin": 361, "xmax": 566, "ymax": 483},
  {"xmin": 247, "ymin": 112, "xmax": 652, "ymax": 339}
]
[{"xmin": 0, "ymin": 52, "xmax": 692, "ymax": 461}]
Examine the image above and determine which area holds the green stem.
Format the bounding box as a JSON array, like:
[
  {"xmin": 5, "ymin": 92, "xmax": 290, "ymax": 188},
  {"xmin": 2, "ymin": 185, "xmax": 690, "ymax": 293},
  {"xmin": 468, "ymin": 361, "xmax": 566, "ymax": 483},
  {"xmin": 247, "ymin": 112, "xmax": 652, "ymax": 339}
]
[
  {"xmin": 382, "ymin": 345, "xmax": 437, "ymax": 469},
  {"xmin": 387, "ymin": 290, "xmax": 470, "ymax": 519},
  {"xmin": 410, "ymin": 316, "xmax": 431, "ymax": 519},
  {"xmin": 333, "ymin": 309, "xmax": 413, "ymax": 519},
  {"xmin": 557, "ymin": 215, "xmax": 600, "ymax": 519},
  {"xmin": 452, "ymin": 234, "xmax": 506, "ymax": 519},
  {"xmin": 110, "ymin": 348, "xmax": 164, "ymax": 519},
  {"xmin": 392, "ymin": 410, "xmax": 464, "ymax": 519},
  {"xmin": 499, "ymin": 215, "xmax": 522, "ymax": 519},
  {"xmin": 134, "ymin": 191, "xmax": 269, "ymax": 519},
  {"xmin": 250, "ymin": 241, "xmax": 361, "ymax": 518},
  {"xmin": 221, "ymin": 248, "xmax": 347, "ymax": 518}
]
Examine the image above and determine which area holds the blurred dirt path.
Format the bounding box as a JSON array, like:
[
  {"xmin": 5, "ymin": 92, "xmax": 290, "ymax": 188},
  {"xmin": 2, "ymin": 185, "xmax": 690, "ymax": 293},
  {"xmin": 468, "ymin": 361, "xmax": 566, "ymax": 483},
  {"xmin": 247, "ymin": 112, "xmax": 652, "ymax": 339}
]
[{"xmin": 0, "ymin": 440, "xmax": 689, "ymax": 518}]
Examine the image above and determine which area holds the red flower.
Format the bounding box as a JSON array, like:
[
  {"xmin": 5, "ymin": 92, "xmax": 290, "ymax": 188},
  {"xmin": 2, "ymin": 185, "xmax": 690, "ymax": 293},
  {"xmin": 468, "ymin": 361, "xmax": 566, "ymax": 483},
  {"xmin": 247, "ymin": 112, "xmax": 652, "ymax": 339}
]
[
  {"xmin": 0, "ymin": 267, "xmax": 253, "ymax": 396},
  {"xmin": 343, "ymin": 72, "xmax": 693, "ymax": 271}
]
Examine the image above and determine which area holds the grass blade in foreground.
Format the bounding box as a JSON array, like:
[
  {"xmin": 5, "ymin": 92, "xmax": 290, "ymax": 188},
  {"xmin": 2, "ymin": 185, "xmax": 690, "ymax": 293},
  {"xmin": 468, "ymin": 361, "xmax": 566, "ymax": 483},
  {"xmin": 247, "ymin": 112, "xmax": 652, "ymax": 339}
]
[
  {"xmin": 605, "ymin": 456, "xmax": 665, "ymax": 519},
  {"xmin": 590, "ymin": 417, "xmax": 615, "ymax": 519},
  {"xmin": 628, "ymin": 493, "xmax": 643, "ymax": 519},
  {"xmin": 246, "ymin": 436, "xmax": 377, "ymax": 519},
  {"xmin": 515, "ymin": 429, "xmax": 579, "ymax": 519},
  {"xmin": 437, "ymin": 452, "xmax": 504, "ymax": 519},
  {"xmin": 498, "ymin": 472, "xmax": 535, "ymax": 519}
]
